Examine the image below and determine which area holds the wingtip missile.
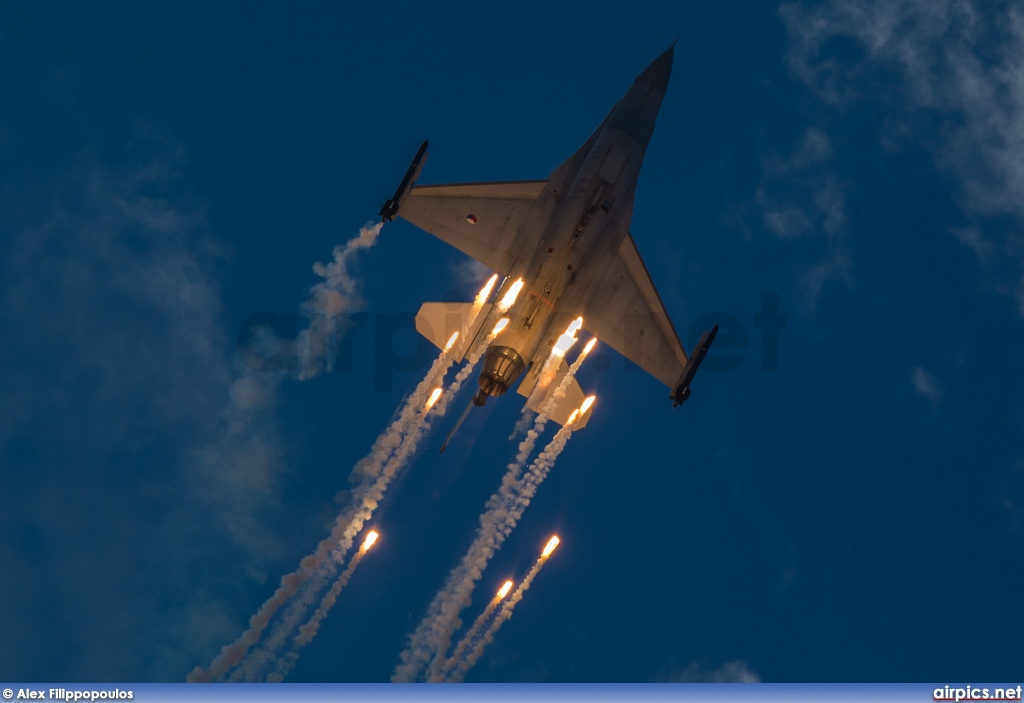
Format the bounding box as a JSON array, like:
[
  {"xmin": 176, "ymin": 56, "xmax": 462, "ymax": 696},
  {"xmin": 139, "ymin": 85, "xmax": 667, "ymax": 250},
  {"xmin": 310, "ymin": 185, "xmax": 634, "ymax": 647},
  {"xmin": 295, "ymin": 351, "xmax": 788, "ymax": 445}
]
[
  {"xmin": 380, "ymin": 140, "xmax": 429, "ymax": 222},
  {"xmin": 671, "ymin": 324, "xmax": 719, "ymax": 407}
]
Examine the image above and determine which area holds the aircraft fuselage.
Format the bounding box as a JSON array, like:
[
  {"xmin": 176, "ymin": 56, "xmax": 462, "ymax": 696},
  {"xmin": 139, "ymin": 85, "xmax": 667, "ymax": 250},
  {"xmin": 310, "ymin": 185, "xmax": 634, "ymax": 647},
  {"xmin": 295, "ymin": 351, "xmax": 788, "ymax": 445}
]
[{"xmin": 475, "ymin": 47, "xmax": 673, "ymax": 404}]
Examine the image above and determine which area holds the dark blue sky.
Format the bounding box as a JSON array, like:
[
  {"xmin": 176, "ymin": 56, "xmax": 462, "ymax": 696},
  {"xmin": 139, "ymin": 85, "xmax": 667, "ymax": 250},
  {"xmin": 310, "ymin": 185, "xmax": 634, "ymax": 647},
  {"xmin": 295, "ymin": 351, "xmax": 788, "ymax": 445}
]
[{"xmin": 2, "ymin": 0, "xmax": 1022, "ymax": 684}]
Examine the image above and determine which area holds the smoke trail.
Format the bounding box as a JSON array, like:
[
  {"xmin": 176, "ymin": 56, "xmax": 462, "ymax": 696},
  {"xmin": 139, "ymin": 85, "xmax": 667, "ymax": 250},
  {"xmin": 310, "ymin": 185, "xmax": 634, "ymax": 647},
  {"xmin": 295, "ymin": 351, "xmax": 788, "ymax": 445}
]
[
  {"xmin": 508, "ymin": 336, "xmax": 594, "ymax": 472},
  {"xmin": 224, "ymin": 347, "xmax": 472, "ymax": 682},
  {"xmin": 295, "ymin": 552, "xmax": 365, "ymax": 647},
  {"xmin": 391, "ymin": 430, "xmax": 536, "ymax": 682},
  {"xmin": 193, "ymin": 280, "xmax": 499, "ymax": 683},
  {"xmin": 393, "ymin": 341, "xmax": 593, "ymax": 682},
  {"xmin": 239, "ymin": 304, "xmax": 498, "ymax": 681},
  {"xmin": 261, "ymin": 550, "xmax": 366, "ymax": 683},
  {"xmin": 298, "ymin": 221, "xmax": 382, "ymax": 380},
  {"xmin": 434, "ymin": 420, "xmax": 578, "ymax": 679},
  {"xmin": 393, "ymin": 407, "xmax": 582, "ymax": 682},
  {"xmin": 187, "ymin": 223, "xmax": 386, "ymax": 683},
  {"xmin": 509, "ymin": 410, "xmax": 534, "ymax": 440},
  {"xmin": 189, "ymin": 342, "xmax": 465, "ymax": 682},
  {"xmin": 431, "ymin": 589, "xmax": 507, "ymax": 682},
  {"xmin": 502, "ymin": 423, "xmax": 577, "ymax": 530},
  {"xmin": 511, "ymin": 336, "xmax": 595, "ymax": 439},
  {"xmin": 448, "ymin": 555, "xmax": 553, "ymax": 682},
  {"xmin": 265, "ymin": 531, "xmax": 375, "ymax": 683}
]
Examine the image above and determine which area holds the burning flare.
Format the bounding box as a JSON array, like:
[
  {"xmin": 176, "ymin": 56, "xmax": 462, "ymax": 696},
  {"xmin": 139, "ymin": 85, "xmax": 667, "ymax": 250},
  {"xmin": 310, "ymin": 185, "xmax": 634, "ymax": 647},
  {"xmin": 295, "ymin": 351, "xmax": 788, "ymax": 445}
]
[
  {"xmin": 425, "ymin": 387, "xmax": 443, "ymax": 410},
  {"xmin": 541, "ymin": 536, "xmax": 560, "ymax": 558},
  {"xmin": 361, "ymin": 531, "xmax": 379, "ymax": 552},
  {"xmin": 497, "ymin": 279, "xmax": 524, "ymax": 312},
  {"xmin": 552, "ymin": 317, "xmax": 584, "ymax": 357},
  {"xmin": 496, "ymin": 580, "xmax": 513, "ymax": 599},
  {"xmin": 579, "ymin": 395, "xmax": 596, "ymax": 416},
  {"xmin": 475, "ymin": 274, "xmax": 499, "ymax": 305},
  {"xmin": 491, "ymin": 317, "xmax": 510, "ymax": 336},
  {"xmin": 566, "ymin": 409, "xmax": 580, "ymax": 425},
  {"xmin": 443, "ymin": 331, "xmax": 459, "ymax": 353},
  {"xmin": 581, "ymin": 337, "xmax": 597, "ymax": 356}
]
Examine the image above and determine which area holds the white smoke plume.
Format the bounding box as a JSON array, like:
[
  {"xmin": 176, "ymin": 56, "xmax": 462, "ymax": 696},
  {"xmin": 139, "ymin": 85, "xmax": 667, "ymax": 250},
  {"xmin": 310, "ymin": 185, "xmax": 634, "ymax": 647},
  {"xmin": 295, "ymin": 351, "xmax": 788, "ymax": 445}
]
[
  {"xmin": 431, "ymin": 591, "xmax": 506, "ymax": 682},
  {"xmin": 264, "ymin": 545, "xmax": 369, "ymax": 682},
  {"xmin": 294, "ymin": 551, "xmax": 366, "ymax": 647},
  {"xmin": 192, "ymin": 278, "xmax": 497, "ymax": 683},
  {"xmin": 298, "ymin": 221, "xmax": 382, "ymax": 380},
  {"xmin": 448, "ymin": 554, "xmax": 554, "ymax": 682},
  {"xmin": 392, "ymin": 429, "xmax": 538, "ymax": 682},
  {"xmin": 512, "ymin": 337, "xmax": 595, "ymax": 440},
  {"xmin": 392, "ymin": 341, "xmax": 593, "ymax": 682},
  {"xmin": 509, "ymin": 409, "xmax": 535, "ymax": 440},
  {"xmin": 189, "ymin": 329, "xmax": 454, "ymax": 682},
  {"xmin": 186, "ymin": 220, "xmax": 384, "ymax": 683},
  {"xmin": 247, "ymin": 305, "xmax": 501, "ymax": 681},
  {"xmin": 393, "ymin": 415, "xmax": 580, "ymax": 683},
  {"xmin": 222, "ymin": 348, "xmax": 464, "ymax": 682}
]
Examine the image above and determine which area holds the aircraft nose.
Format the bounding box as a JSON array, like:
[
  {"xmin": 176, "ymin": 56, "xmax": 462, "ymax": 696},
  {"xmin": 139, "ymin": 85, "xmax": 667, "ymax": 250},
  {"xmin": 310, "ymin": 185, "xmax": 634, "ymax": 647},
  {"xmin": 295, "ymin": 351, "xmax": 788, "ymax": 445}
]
[
  {"xmin": 607, "ymin": 42, "xmax": 675, "ymax": 148},
  {"xmin": 638, "ymin": 43, "xmax": 674, "ymax": 94}
]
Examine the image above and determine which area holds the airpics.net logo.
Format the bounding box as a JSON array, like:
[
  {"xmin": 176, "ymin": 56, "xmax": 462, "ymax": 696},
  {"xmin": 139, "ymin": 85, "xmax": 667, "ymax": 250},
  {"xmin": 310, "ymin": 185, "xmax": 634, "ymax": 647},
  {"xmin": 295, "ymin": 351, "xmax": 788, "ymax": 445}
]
[
  {"xmin": 934, "ymin": 685, "xmax": 1023, "ymax": 701},
  {"xmin": 236, "ymin": 292, "xmax": 788, "ymax": 391}
]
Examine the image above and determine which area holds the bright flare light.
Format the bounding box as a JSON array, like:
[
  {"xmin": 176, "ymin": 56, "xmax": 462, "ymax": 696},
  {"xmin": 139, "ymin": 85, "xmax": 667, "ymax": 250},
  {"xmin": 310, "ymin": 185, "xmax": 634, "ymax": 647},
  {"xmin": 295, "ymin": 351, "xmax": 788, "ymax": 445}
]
[
  {"xmin": 581, "ymin": 338, "xmax": 597, "ymax": 356},
  {"xmin": 552, "ymin": 317, "xmax": 584, "ymax": 357},
  {"xmin": 443, "ymin": 331, "xmax": 459, "ymax": 353},
  {"xmin": 541, "ymin": 536, "xmax": 560, "ymax": 558},
  {"xmin": 496, "ymin": 580, "xmax": 513, "ymax": 599},
  {"xmin": 475, "ymin": 274, "xmax": 499, "ymax": 304},
  {"xmin": 566, "ymin": 409, "xmax": 580, "ymax": 425},
  {"xmin": 497, "ymin": 279, "xmax": 524, "ymax": 312},
  {"xmin": 491, "ymin": 317, "xmax": 510, "ymax": 336},
  {"xmin": 579, "ymin": 395, "xmax": 596, "ymax": 416},
  {"xmin": 425, "ymin": 387, "xmax": 443, "ymax": 410},
  {"xmin": 361, "ymin": 531, "xmax": 379, "ymax": 552},
  {"xmin": 552, "ymin": 336, "xmax": 574, "ymax": 357}
]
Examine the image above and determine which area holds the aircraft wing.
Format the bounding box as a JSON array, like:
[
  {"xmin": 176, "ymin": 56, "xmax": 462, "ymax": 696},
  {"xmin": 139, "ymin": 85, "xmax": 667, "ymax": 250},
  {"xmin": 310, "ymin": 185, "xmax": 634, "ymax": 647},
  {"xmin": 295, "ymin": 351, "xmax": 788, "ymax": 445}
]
[
  {"xmin": 579, "ymin": 232, "xmax": 689, "ymax": 389},
  {"xmin": 399, "ymin": 180, "xmax": 546, "ymax": 275}
]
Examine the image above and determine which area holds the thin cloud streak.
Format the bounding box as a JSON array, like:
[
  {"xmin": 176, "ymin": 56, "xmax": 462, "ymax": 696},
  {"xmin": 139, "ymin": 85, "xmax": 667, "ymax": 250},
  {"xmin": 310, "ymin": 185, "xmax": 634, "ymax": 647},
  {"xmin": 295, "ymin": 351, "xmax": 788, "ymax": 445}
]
[{"xmin": 782, "ymin": 0, "xmax": 1024, "ymax": 314}]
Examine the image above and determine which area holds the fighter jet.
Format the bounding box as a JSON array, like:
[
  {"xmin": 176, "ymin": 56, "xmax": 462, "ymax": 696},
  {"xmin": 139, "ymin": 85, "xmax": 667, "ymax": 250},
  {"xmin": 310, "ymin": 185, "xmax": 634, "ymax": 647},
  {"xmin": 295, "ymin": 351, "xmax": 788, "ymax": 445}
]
[{"xmin": 380, "ymin": 44, "xmax": 717, "ymax": 430}]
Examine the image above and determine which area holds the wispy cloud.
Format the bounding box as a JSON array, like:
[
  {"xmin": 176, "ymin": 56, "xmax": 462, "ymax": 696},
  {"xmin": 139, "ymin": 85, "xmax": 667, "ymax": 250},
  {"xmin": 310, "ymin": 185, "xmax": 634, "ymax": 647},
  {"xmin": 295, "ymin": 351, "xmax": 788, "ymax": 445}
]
[
  {"xmin": 996, "ymin": 459, "xmax": 1024, "ymax": 537},
  {"xmin": 910, "ymin": 366, "xmax": 943, "ymax": 407},
  {"xmin": 781, "ymin": 0, "xmax": 1024, "ymax": 314},
  {"xmin": 452, "ymin": 258, "xmax": 493, "ymax": 288},
  {"xmin": 0, "ymin": 142, "xmax": 287, "ymax": 679},
  {"xmin": 755, "ymin": 128, "xmax": 852, "ymax": 312},
  {"xmin": 657, "ymin": 658, "xmax": 761, "ymax": 683}
]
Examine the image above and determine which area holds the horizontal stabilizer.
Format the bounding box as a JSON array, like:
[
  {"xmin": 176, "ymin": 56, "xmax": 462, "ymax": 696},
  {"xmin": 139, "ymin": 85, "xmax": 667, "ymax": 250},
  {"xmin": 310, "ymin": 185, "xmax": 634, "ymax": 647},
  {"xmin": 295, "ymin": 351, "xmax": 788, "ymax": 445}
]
[
  {"xmin": 415, "ymin": 302, "xmax": 472, "ymax": 362},
  {"xmin": 415, "ymin": 299, "xmax": 494, "ymax": 363},
  {"xmin": 518, "ymin": 357, "xmax": 590, "ymax": 429}
]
